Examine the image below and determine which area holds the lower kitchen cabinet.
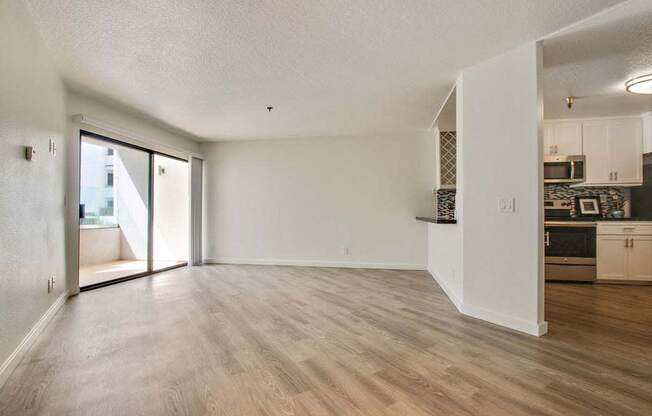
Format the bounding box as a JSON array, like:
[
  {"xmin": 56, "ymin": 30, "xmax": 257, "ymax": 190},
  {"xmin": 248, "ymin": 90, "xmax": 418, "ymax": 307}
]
[
  {"xmin": 596, "ymin": 235, "xmax": 629, "ymax": 280},
  {"xmin": 629, "ymin": 236, "xmax": 652, "ymax": 280},
  {"xmin": 597, "ymin": 224, "xmax": 652, "ymax": 281}
]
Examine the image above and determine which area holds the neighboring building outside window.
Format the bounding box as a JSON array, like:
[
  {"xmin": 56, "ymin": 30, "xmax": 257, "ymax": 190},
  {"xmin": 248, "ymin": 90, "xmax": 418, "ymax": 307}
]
[{"xmin": 80, "ymin": 140, "xmax": 117, "ymax": 227}]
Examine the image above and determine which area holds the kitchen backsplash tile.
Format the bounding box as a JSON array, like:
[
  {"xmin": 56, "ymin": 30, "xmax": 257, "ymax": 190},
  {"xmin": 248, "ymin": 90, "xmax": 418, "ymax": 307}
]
[
  {"xmin": 434, "ymin": 189, "xmax": 456, "ymax": 219},
  {"xmin": 544, "ymin": 184, "xmax": 626, "ymax": 217},
  {"xmin": 433, "ymin": 185, "xmax": 625, "ymax": 220}
]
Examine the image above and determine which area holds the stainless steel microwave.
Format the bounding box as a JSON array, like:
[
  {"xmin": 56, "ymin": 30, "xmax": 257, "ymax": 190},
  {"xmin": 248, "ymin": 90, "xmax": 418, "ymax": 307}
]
[{"xmin": 544, "ymin": 155, "xmax": 585, "ymax": 184}]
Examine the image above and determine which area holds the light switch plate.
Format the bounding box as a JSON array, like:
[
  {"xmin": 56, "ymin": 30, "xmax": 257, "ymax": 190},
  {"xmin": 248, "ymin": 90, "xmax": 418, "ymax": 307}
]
[{"xmin": 499, "ymin": 197, "xmax": 516, "ymax": 213}]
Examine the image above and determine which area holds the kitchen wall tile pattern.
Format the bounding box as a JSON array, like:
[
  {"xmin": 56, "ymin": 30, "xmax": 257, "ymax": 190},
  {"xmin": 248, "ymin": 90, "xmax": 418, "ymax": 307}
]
[
  {"xmin": 434, "ymin": 189, "xmax": 456, "ymax": 219},
  {"xmin": 544, "ymin": 184, "xmax": 626, "ymax": 217}
]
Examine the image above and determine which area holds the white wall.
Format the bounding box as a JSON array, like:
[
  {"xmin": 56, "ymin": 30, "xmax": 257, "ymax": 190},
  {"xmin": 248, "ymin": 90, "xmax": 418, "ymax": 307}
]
[
  {"xmin": 458, "ymin": 42, "xmax": 545, "ymax": 335},
  {"xmin": 153, "ymin": 155, "xmax": 189, "ymax": 262},
  {"xmin": 65, "ymin": 91, "xmax": 201, "ymax": 293},
  {"xmin": 114, "ymin": 147, "xmax": 150, "ymax": 260},
  {"xmin": 79, "ymin": 228, "xmax": 121, "ymax": 266},
  {"xmin": 0, "ymin": 0, "xmax": 67, "ymax": 383},
  {"xmin": 202, "ymin": 133, "xmax": 435, "ymax": 269},
  {"xmin": 66, "ymin": 92, "xmax": 201, "ymax": 156},
  {"xmin": 427, "ymin": 223, "xmax": 463, "ymax": 308}
]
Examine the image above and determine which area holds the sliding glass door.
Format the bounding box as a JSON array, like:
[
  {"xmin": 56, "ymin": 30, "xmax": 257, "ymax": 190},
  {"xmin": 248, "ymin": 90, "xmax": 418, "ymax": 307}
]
[
  {"xmin": 79, "ymin": 132, "xmax": 188, "ymax": 290},
  {"xmin": 152, "ymin": 154, "xmax": 189, "ymax": 271}
]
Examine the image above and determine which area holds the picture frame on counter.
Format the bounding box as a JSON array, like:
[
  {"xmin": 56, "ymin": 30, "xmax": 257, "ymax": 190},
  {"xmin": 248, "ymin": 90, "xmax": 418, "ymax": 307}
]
[{"xmin": 575, "ymin": 196, "xmax": 601, "ymax": 217}]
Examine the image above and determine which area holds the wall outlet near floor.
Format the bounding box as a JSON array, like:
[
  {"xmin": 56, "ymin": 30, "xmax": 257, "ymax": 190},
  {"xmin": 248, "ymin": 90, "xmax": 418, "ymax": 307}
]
[{"xmin": 499, "ymin": 197, "xmax": 516, "ymax": 213}]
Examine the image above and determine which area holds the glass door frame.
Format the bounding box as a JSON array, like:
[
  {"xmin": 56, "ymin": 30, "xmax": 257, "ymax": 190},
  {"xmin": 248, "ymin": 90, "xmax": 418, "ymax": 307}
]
[{"xmin": 79, "ymin": 130, "xmax": 189, "ymax": 291}]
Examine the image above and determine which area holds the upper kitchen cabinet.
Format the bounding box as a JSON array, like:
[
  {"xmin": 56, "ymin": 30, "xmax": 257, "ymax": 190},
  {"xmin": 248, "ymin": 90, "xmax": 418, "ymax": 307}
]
[
  {"xmin": 582, "ymin": 118, "xmax": 643, "ymax": 186},
  {"xmin": 543, "ymin": 121, "xmax": 582, "ymax": 156}
]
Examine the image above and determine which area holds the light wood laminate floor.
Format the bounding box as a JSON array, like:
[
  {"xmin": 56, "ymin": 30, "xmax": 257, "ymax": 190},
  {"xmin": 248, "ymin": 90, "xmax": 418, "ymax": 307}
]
[
  {"xmin": 0, "ymin": 265, "xmax": 651, "ymax": 415},
  {"xmin": 79, "ymin": 260, "xmax": 185, "ymax": 287}
]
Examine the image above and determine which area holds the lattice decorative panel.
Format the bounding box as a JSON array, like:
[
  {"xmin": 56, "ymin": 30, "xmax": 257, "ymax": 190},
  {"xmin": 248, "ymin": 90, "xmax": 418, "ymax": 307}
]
[{"xmin": 439, "ymin": 131, "xmax": 456, "ymax": 187}]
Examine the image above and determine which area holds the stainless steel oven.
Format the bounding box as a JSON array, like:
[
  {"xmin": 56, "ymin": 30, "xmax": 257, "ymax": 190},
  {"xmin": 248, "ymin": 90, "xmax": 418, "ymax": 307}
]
[
  {"xmin": 544, "ymin": 155, "xmax": 585, "ymax": 184},
  {"xmin": 545, "ymin": 222, "xmax": 596, "ymax": 281},
  {"xmin": 544, "ymin": 199, "xmax": 596, "ymax": 281}
]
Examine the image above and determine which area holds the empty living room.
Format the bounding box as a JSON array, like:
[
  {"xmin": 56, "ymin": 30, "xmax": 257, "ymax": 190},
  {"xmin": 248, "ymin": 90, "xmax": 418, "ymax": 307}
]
[{"xmin": 2, "ymin": 0, "xmax": 652, "ymax": 415}]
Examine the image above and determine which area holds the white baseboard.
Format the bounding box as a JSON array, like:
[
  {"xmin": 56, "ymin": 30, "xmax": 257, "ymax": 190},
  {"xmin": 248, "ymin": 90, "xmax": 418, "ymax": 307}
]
[
  {"xmin": 0, "ymin": 291, "xmax": 68, "ymax": 389},
  {"xmin": 425, "ymin": 269, "xmax": 547, "ymax": 337},
  {"xmin": 203, "ymin": 258, "xmax": 426, "ymax": 271},
  {"xmin": 461, "ymin": 302, "xmax": 548, "ymax": 336},
  {"xmin": 427, "ymin": 268, "xmax": 463, "ymax": 311}
]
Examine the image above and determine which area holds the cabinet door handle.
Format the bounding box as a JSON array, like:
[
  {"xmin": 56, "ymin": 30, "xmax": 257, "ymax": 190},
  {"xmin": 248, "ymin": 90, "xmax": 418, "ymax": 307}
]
[
  {"xmin": 544, "ymin": 232, "xmax": 550, "ymax": 246},
  {"xmin": 630, "ymin": 238, "xmax": 634, "ymax": 248},
  {"xmin": 625, "ymin": 238, "xmax": 629, "ymax": 248},
  {"xmin": 614, "ymin": 171, "xmax": 618, "ymax": 181},
  {"xmin": 609, "ymin": 172, "xmax": 613, "ymax": 181}
]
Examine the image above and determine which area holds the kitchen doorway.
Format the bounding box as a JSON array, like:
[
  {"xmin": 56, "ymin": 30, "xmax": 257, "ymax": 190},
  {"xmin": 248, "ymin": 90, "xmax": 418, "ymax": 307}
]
[{"xmin": 78, "ymin": 131, "xmax": 189, "ymax": 290}]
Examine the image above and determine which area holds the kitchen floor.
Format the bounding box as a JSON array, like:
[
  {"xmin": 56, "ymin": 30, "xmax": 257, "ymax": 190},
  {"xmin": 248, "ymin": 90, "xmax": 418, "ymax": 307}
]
[{"xmin": 1, "ymin": 266, "xmax": 651, "ymax": 415}]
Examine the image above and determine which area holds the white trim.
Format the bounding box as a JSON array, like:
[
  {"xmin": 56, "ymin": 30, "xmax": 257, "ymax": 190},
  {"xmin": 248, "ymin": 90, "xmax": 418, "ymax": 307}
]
[
  {"xmin": 434, "ymin": 126, "xmax": 441, "ymax": 190},
  {"xmin": 428, "ymin": 268, "xmax": 548, "ymax": 336},
  {"xmin": 427, "ymin": 268, "xmax": 462, "ymax": 311},
  {"xmin": 460, "ymin": 302, "xmax": 548, "ymax": 336},
  {"xmin": 72, "ymin": 114, "xmax": 204, "ymax": 160},
  {"xmin": 190, "ymin": 157, "xmax": 203, "ymax": 266},
  {"xmin": 0, "ymin": 291, "xmax": 68, "ymax": 389},
  {"xmin": 203, "ymin": 258, "xmax": 426, "ymax": 270}
]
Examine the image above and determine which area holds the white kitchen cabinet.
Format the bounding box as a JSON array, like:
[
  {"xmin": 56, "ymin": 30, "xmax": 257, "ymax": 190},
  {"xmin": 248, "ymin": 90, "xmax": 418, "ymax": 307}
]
[
  {"xmin": 609, "ymin": 119, "xmax": 643, "ymax": 184},
  {"xmin": 628, "ymin": 236, "xmax": 652, "ymax": 281},
  {"xmin": 597, "ymin": 235, "xmax": 629, "ymax": 280},
  {"xmin": 597, "ymin": 223, "xmax": 652, "ymax": 281},
  {"xmin": 543, "ymin": 121, "xmax": 582, "ymax": 156},
  {"xmin": 582, "ymin": 121, "xmax": 611, "ymax": 184},
  {"xmin": 582, "ymin": 118, "xmax": 643, "ymax": 186}
]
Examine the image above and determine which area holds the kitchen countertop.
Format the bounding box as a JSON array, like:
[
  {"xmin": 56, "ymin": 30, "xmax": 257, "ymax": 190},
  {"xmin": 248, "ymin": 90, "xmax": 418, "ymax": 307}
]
[
  {"xmin": 545, "ymin": 217, "xmax": 652, "ymax": 222},
  {"xmin": 416, "ymin": 216, "xmax": 457, "ymax": 224}
]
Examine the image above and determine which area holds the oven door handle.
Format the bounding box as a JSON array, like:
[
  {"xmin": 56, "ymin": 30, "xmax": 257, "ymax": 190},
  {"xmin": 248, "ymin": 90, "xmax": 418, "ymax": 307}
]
[{"xmin": 569, "ymin": 161, "xmax": 575, "ymax": 180}]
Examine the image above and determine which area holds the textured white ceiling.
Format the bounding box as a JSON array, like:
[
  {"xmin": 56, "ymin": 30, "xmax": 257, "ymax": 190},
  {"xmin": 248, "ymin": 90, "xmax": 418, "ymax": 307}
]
[
  {"xmin": 25, "ymin": 0, "xmax": 624, "ymax": 140},
  {"xmin": 544, "ymin": 0, "xmax": 652, "ymax": 119}
]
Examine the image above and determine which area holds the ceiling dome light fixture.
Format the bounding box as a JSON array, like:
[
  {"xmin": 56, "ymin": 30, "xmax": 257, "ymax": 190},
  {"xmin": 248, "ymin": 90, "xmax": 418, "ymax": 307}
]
[{"xmin": 625, "ymin": 74, "xmax": 652, "ymax": 94}]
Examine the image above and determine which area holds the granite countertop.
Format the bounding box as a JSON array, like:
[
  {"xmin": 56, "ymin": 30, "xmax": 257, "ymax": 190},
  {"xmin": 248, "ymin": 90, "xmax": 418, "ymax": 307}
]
[{"xmin": 416, "ymin": 216, "xmax": 457, "ymax": 224}]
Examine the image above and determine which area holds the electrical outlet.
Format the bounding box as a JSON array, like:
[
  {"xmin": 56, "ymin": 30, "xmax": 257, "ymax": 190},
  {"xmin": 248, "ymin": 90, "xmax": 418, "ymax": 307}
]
[{"xmin": 342, "ymin": 247, "xmax": 350, "ymax": 256}]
